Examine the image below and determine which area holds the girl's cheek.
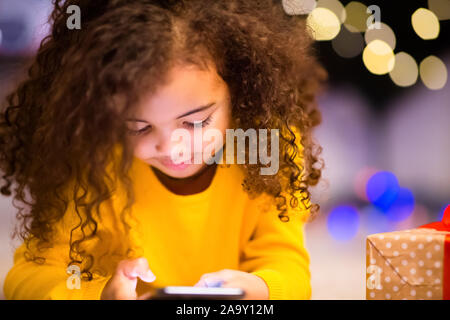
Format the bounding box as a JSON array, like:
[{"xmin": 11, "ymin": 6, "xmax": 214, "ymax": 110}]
[
  {"xmin": 132, "ymin": 141, "xmax": 146, "ymax": 160},
  {"xmin": 132, "ymin": 137, "xmax": 154, "ymax": 160}
]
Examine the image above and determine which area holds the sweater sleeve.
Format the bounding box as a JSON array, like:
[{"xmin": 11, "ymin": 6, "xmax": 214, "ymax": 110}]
[
  {"xmin": 3, "ymin": 240, "xmax": 111, "ymax": 300},
  {"xmin": 238, "ymin": 199, "xmax": 312, "ymax": 300}
]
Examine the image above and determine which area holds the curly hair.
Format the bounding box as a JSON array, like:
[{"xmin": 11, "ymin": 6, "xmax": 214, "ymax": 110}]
[{"xmin": 0, "ymin": 0, "xmax": 327, "ymax": 280}]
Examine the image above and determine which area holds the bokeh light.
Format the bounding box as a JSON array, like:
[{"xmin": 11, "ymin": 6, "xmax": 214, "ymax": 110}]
[
  {"xmin": 316, "ymin": 0, "xmax": 346, "ymax": 23},
  {"xmin": 306, "ymin": 7, "xmax": 341, "ymax": 41},
  {"xmin": 327, "ymin": 205, "xmax": 360, "ymax": 241},
  {"xmin": 419, "ymin": 55, "xmax": 448, "ymax": 90},
  {"xmin": 364, "ymin": 22, "xmax": 396, "ymax": 51},
  {"xmin": 332, "ymin": 24, "xmax": 365, "ymax": 58},
  {"xmin": 394, "ymin": 203, "xmax": 430, "ymax": 231},
  {"xmin": 428, "ymin": 0, "xmax": 450, "ymax": 20},
  {"xmin": 0, "ymin": 6, "xmax": 32, "ymax": 54},
  {"xmin": 282, "ymin": 0, "xmax": 317, "ymax": 15},
  {"xmin": 411, "ymin": 8, "xmax": 440, "ymax": 40},
  {"xmin": 362, "ymin": 40, "xmax": 395, "ymax": 75},
  {"xmin": 343, "ymin": 1, "xmax": 370, "ymax": 32},
  {"xmin": 389, "ymin": 52, "xmax": 419, "ymax": 87},
  {"xmin": 366, "ymin": 171, "xmax": 400, "ymax": 212},
  {"xmin": 384, "ymin": 187, "xmax": 415, "ymax": 222},
  {"xmin": 0, "ymin": 0, "xmax": 51, "ymax": 55}
]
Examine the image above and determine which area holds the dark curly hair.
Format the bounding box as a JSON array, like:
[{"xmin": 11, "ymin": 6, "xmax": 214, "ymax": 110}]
[{"xmin": 0, "ymin": 0, "xmax": 327, "ymax": 280}]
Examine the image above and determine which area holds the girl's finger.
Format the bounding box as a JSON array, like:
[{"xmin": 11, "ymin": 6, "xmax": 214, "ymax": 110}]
[
  {"xmin": 201, "ymin": 269, "xmax": 233, "ymax": 281},
  {"xmin": 199, "ymin": 270, "xmax": 227, "ymax": 281},
  {"xmin": 195, "ymin": 277, "xmax": 226, "ymax": 288},
  {"xmin": 205, "ymin": 279, "xmax": 225, "ymax": 287},
  {"xmin": 122, "ymin": 257, "xmax": 156, "ymax": 282},
  {"xmin": 193, "ymin": 279, "xmax": 207, "ymax": 287},
  {"xmin": 199, "ymin": 272, "xmax": 215, "ymax": 280}
]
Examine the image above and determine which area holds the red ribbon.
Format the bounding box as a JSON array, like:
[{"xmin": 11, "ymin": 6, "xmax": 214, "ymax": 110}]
[{"xmin": 418, "ymin": 205, "xmax": 450, "ymax": 300}]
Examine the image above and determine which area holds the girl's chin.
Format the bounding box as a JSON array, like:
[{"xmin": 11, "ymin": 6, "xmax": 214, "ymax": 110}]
[{"xmin": 155, "ymin": 163, "xmax": 205, "ymax": 179}]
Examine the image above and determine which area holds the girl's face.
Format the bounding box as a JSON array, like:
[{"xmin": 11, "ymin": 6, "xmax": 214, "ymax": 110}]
[{"xmin": 126, "ymin": 63, "xmax": 232, "ymax": 179}]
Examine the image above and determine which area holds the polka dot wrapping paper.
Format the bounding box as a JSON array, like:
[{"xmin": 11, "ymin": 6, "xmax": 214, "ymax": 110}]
[{"xmin": 366, "ymin": 205, "xmax": 450, "ymax": 300}]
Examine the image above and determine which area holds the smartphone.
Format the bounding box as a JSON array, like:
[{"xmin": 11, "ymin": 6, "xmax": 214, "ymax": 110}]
[{"xmin": 149, "ymin": 286, "xmax": 245, "ymax": 300}]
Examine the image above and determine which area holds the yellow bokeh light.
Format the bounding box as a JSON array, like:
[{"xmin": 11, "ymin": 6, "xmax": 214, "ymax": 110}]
[
  {"xmin": 389, "ymin": 52, "xmax": 418, "ymax": 87},
  {"xmin": 428, "ymin": 0, "xmax": 450, "ymax": 20},
  {"xmin": 332, "ymin": 24, "xmax": 365, "ymax": 58},
  {"xmin": 344, "ymin": 1, "xmax": 370, "ymax": 32},
  {"xmin": 411, "ymin": 8, "xmax": 440, "ymax": 40},
  {"xmin": 282, "ymin": 0, "xmax": 317, "ymax": 15},
  {"xmin": 365, "ymin": 22, "xmax": 396, "ymax": 51},
  {"xmin": 306, "ymin": 7, "xmax": 341, "ymax": 41},
  {"xmin": 317, "ymin": 0, "xmax": 347, "ymax": 23},
  {"xmin": 419, "ymin": 55, "xmax": 448, "ymax": 90},
  {"xmin": 362, "ymin": 40, "xmax": 395, "ymax": 75}
]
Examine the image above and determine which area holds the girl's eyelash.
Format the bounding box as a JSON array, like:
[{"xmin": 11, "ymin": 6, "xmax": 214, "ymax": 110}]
[
  {"xmin": 128, "ymin": 125, "xmax": 151, "ymax": 136},
  {"xmin": 183, "ymin": 115, "xmax": 213, "ymax": 129},
  {"xmin": 128, "ymin": 115, "xmax": 213, "ymax": 136}
]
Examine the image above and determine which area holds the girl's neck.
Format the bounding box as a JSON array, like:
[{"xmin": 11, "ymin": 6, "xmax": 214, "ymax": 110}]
[{"xmin": 150, "ymin": 163, "xmax": 218, "ymax": 196}]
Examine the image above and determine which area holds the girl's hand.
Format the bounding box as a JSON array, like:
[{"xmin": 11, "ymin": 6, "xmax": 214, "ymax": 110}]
[
  {"xmin": 100, "ymin": 257, "xmax": 156, "ymax": 300},
  {"xmin": 193, "ymin": 269, "xmax": 269, "ymax": 300}
]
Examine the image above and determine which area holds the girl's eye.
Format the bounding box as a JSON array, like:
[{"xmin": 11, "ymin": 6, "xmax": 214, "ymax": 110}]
[
  {"xmin": 127, "ymin": 115, "xmax": 213, "ymax": 136},
  {"xmin": 183, "ymin": 115, "xmax": 213, "ymax": 129},
  {"xmin": 128, "ymin": 125, "xmax": 151, "ymax": 136}
]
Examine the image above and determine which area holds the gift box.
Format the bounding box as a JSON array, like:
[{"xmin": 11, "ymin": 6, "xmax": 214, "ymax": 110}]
[{"xmin": 366, "ymin": 205, "xmax": 450, "ymax": 300}]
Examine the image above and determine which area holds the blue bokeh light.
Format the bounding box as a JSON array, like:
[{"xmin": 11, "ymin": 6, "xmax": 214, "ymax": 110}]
[
  {"xmin": 0, "ymin": 0, "xmax": 52, "ymax": 55},
  {"xmin": 327, "ymin": 205, "xmax": 360, "ymax": 241},
  {"xmin": 366, "ymin": 171, "xmax": 400, "ymax": 211},
  {"xmin": 385, "ymin": 187, "xmax": 415, "ymax": 222}
]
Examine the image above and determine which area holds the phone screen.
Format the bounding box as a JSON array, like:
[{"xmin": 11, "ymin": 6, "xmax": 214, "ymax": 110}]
[{"xmin": 149, "ymin": 286, "xmax": 245, "ymax": 300}]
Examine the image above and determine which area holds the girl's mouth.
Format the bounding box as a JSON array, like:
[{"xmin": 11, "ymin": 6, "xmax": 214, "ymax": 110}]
[{"xmin": 159, "ymin": 157, "xmax": 193, "ymax": 170}]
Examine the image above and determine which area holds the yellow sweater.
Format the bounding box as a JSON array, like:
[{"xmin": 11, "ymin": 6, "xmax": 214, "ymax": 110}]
[{"xmin": 3, "ymin": 137, "xmax": 312, "ymax": 300}]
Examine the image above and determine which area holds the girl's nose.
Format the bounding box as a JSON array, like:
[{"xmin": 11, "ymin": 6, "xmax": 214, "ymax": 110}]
[
  {"xmin": 155, "ymin": 134, "xmax": 173, "ymax": 156},
  {"xmin": 154, "ymin": 130, "xmax": 187, "ymax": 158}
]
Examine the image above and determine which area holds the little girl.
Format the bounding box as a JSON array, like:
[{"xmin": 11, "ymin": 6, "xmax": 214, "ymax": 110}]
[{"xmin": 1, "ymin": 0, "xmax": 326, "ymax": 300}]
